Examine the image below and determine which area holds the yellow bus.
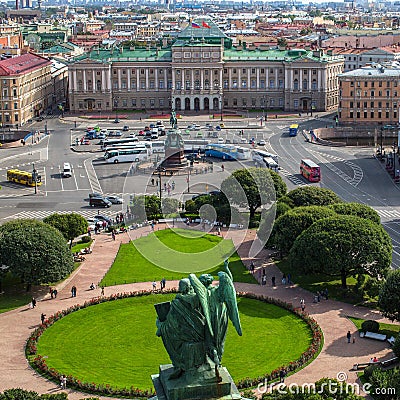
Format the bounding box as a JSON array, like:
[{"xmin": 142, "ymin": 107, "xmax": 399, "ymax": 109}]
[{"xmin": 7, "ymin": 169, "xmax": 42, "ymax": 187}]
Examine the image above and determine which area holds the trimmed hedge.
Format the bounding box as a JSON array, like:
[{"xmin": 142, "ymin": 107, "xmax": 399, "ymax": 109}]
[{"xmin": 361, "ymin": 319, "xmax": 380, "ymax": 333}]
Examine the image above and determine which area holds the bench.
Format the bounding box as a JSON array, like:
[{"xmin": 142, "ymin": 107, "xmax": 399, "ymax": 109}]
[
  {"xmin": 380, "ymin": 357, "xmax": 399, "ymax": 367},
  {"xmin": 387, "ymin": 336, "xmax": 396, "ymax": 346},
  {"xmin": 352, "ymin": 362, "xmax": 372, "ymax": 371},
  {"xmin": 360, "ymin": 331, "xmax": 387, "ymax": 341}
]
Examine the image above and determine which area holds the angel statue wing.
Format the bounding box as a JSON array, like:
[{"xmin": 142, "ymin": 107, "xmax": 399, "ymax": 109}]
[
  {"xmin": 217, "ymin": 271, "xmax": 242, "ymax": 336},
  {"xmin": 189, "ymin": 273, "xmax": 213, "ymax": 338}
]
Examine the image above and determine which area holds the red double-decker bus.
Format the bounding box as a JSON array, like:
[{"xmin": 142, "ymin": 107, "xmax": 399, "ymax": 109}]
[{"xmin": 300, "ymin": 159, "xmax": 321, "ymax": 182}]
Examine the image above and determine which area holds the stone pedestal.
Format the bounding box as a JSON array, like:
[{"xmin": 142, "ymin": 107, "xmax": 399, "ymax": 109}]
[
  {"xmin": 162, "ymin": 148, "xmax": 187, "ymax": 168},
  {"xmin": 150, "ymin": 364, "xmax": 247, "ymax": 400}
]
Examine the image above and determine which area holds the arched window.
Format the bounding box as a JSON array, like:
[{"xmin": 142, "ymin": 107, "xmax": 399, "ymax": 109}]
[
  {"xmin": 96, "ymin": 80, "xmax": 101, "ymax": 91},
  {"xmin": 312, "ymin": 79, "xmax": 317, "ymax": 90},
  {"xmin": 302, "ymin": 79, "xmax": 308, "ymax": 90},
  {"xmin": 294, "ymin": 79, "xmax": 299, "ymax": 90},
  {"xmin": 195, "ymin": 80, "xmax": 200, "ymax": 90},
  {"xmin": 205, "ymin": 79, "xmax": 210, "ymax": 89}
]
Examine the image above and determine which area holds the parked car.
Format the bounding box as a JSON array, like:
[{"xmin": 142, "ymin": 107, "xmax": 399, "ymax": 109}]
[
  {"xmin": 257, "ymin": 139, "xmax": 266, "ymax": 146},
  {"xmin": 217, "ymin": 137, "xmax": 224, "ymax": 144},
  {"xmin": 196, "ymin": 132, "xmax": 203, "ymax": 138},
  {"xmin": 123, "ymin": 125, "xmax": 129, "ymax": 131},
  {"xmin": 114, "ymin": 118, "xmax": 120, "ymax": 123},
  {"xmin": 82, "ymin": 138, "xmax": 91, "ymax": 145},
  {"xmin": 108, "ymin": 131, "xmax": 122, "ymax": 137},
  {"xmin": 215, "ymin": 126, "xmax": 222, "ymax": 131},
  {"xmin": 97, "ymin": 133, "xmax": 106, "ymax": 140},
  {"xmin": 89, "ymin": 197, "xmax": 112, "ymax": 208},
  {"xmin": 106, "ymin": 195, "xmax": 123, "ymax": 204},
  {"xmin": 138, "ymin": 130, "xmax": 145, "ymax": 136},
  {"xmin": 94, "ymin": 214, "xmax": 113, "ymax": 224},
  {"xmin": 88, "ymin": 192, "xmax": 102, "ymax": 199},
  {"xmin": 149, "ymin": 123, "xmax": 155, "ymax": 129},
  {"xmin": 128, "ymin": 133, "xmax": 138, "ymax": 138},
  {"xmin": 241, "ymin": 137, "xmax": 247, "ymax": 143}
]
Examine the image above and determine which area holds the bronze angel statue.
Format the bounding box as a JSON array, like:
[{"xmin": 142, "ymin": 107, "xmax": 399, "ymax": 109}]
[{"xmin": 155, "ymin": 260, "xmax": 242, "ymax": 381}]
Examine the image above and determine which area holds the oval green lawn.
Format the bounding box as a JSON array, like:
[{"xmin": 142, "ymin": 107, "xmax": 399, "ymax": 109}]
[{"xmin": 36, "ymin": 295, "xmax": 312, "ymax": 391}]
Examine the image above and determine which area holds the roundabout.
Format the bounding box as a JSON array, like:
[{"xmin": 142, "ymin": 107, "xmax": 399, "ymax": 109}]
[{"xmin": 28, "ymin": 291, "xmax": 319, "ymax": 397}]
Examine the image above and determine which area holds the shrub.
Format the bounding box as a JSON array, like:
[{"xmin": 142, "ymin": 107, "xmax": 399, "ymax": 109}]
[
  {"xmin": 78, "ymin": 235, "xmax": 91, "ymax": 244},
  {"xmin": 393, "ymin": 334, "xmax": 400, "ymax": 358},
  {"xmin": 364, "ymin": 364, "xmax": 381, "ymax": 380},
  {"xmin": 361, "ymin": 319, "xmax": 380, "ymax": 333}
]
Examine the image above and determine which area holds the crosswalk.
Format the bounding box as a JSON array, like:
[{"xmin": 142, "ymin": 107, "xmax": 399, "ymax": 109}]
[
  {"xmin": 4, "ymin": 209, "xmax": 117, "ymax": 221},
  {"xmin": 279, "ymin": 168, "xmax": 308, "ymax": 186},
  {"xmin": 377, "ymin": 209, "xmax": 400, "ymax": 222}
]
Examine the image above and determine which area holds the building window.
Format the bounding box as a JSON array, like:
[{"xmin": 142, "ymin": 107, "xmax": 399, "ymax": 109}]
[
  {"xmin": 141, "ymin": 81, "xmax": 145, "ymax": 89},
  {"xmin": 269, "ymin": 80, "xmax": 275, "ymax": 89},
  {"xmin": 371, "ymin": 101, "xmax": 374, "ymax": 108},
  {"xmin": 252, "ymin": 98, "xmax": 256, "ymax": 106},
  {"xmin": 167, "ymin": 80, "xmax": 172, "ymax": 89},
  {"xmin": 242, "ymin": 69, "xmax": 246, "ymax": 74},
  {"xmin": 312, "ymin": 80, "xmax": 317, "ymax": 90},
  {"xmin": 122, "ymin": 99, "xmax": 127, "ymax": 107},
  {"xmin": 131, "ymin": 81, "xmax": 136, "ymax": 89},
  {"xmin": 294, "ymin": 79, "xmax": 299, "ymax": 90},
  {"xmin": 141, "ymin": 99, "xmax": 146, "ymax": 106},
  {"xmin": 364, "ymin": 82, "xmax": 368, "ymax": 87},
  {"xmin": 364, "ymin": 102, "xmax": 367, "ymax": 108},
  {"xmin": 294, "ymin": 70, "xmax": 298, "ymax": 75},
  {"xmin": 150, "ymin": 99, "xmax": 155, "ymax": 107},
  {"xmin": 131, "ymin": 99, "xmax": 136, "ymax": 106},
  {"xmin": 232, "ymin": 79, "xmax": 237, "ymax": 89},
  {"xmin": 371, "ymin": 112, "xmax": 374, "ymax": 118},
  {"xmin": 121, "ymin": 81, "xmax": 127, "ymax": 89},
  {"xmin": 13, "ymin": 89, "xmax": 17, "ymax": 97},
  {"xmin": 378, "ymin": 111, "xmax": 382, "ymax": 118},
  {"xmin": 113, "ymin": 81, "xmax": 118, "ymax": 89},
  {"xmin": 233, "ymin": 98, "xmax": 237, "ymax": 106},
  {"xmin": 350, "ymin": 81, "xmax": 354, "ymax": 87},
  {"xmin": 386, "ymin": 111, "xmax": 390, "ymax": 118},
  {"xmin": 350, "ymin": 102, "xmax": 353, "ymax": 108},
  {"xmin": 371, "ymin": 82, "xmax": 374, "ymax": 88},
  {"xmin": 261, "ymin": 68, "xmax": 264, "ymax": 74},
  {"xmin": 242, "ymin": 80, "xmax": 247, "ymax": 88},
  {"xmin": 96, "ymin": 80, "xmax": 101, "ymax": 90},
  {"xmin": 379, "ymin": 81, "xmax": 382, "ymax": 87},
  {"xmin": 370, "ymin": 91, "xmax": 374, "ymax": 97},
  {"xmin": 141, "ymin": 69, "xmax": 145, "ymax": 75},
  {"xmin": 159, "ymin": 98, "xmax": 164, "ymax": 107},
  {"xmin": 97, "ymin": 103, "xmax": 101, "ymax": 109},
  {"xmin": 279, "ymin": 98, "xmax": 283, "ymax": 107},
  {"xmin": 14, "ymin": 113, "xmax": 18, "ymax": 122},
  {"xmin": 185, "ymin": 80, "xmax": 190, "ymax": 90},
  {"xmin": 79, "ymin": 102, "xmax": 83, "ymax": 109},
  {"xmin": 279, "ymin": 80, "xmax": 283, "ymax": 89},
  {"xmin": 251, "ymin": 80, "xmax": 256, "ymax": 88},
  {"xmin": 176, "ymin": 82, "xmax": 181, "ymax": 90},
  {"xmin": 303, "ymin": 79, "xmax": 308, "ymax": 90},
  {"xmin": 364, "ymin": 111, "xmax": 367, "ymax": 118},
  {"xmin": 270, "ymin": 98, "xmax": 275, "ymax": 106},
  {"xmin": 195, "ymin": 80, "xmax": 200, "ymax": 90},
  {"xmin": 13, "ymin": 102, "xmax": 17, "ymax": 109},
  {"xmin": 357, "ymin": 111, "xmax": 360, "ymax": 119},
  {"xmin": 224, "ymin": 68, "xmax": 227, "ymax": 74},
  {"xmin": 224, "ymin": 79, "xmax": 228, "ymax": 89},
  {"xmin": 387, "ymin": 91, "xmax": 390, "ymax": 97},
  {"xmin": 294, "ymin": 99, "xmax": 299, "ymax": 108},
  {"xmin": 159, "ymin": 80, "xmax": 164, "ymax": 89},
  {"xmin": 242, "ymin": 98, "xmax": 247, "ymax": 107},
  {"xmin": 260, "ymin": 80, "xmax": 265, "ymax": 89},
  {"xmin": 350, "ymin": 111, "xmax": 353, "ymax": 118},
  {"xmin": 149, "ymin": 81, "xmax": 155, "ymax": 89},
  {"xmin": 251, "ymin": 68, "xmax": 255, "ymax": 74}
]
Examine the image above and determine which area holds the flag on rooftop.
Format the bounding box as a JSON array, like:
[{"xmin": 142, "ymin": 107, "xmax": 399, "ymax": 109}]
[
  {"xmin": 202, "ymin": 21, "xmax": 211, "ymax": 29},
  {"xmin": 192, "ymin": 22, "xmax": 201, "ymax": 28}
]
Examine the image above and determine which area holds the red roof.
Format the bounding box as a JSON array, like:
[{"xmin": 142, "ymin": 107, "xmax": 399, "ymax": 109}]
[{"xmin": 0, "ymin": 53, "xmax": 51, "ymax": 76}]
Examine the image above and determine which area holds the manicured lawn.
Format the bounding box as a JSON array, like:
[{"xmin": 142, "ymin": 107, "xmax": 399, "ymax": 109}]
[
  {"xmin": 0, "ymin": 273, "xmax": 34, "ymax": 314},
  {"xmin": 71, "ymin": 239, "xmax": 93, "ymax": 254},
  {"xmin": 35, "ymin": 294, "xmax": 312, "ymax": 391},
  {"xmin": 277, "ymin": 259, "xmax": 358, "ymax": 304},
  {"xmin": 348, "ymin": 316, "xmax": 400, "ymax": 339},
  {"xmin": 100, "ymin": 229, "xmax": 256, "ymax": 286}
]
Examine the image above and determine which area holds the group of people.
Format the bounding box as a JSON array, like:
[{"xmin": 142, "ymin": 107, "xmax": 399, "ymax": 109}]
[
  {"xmin": 49, "ymin": 288, "xmax": 58, "ymax": 299},
  {"xmin": 152, "ymin": 278, "xmax": 167, "ymax": 291},
  {"xmin": 313, "ymin": 288, "xmax": 328, "ymax": 303}
]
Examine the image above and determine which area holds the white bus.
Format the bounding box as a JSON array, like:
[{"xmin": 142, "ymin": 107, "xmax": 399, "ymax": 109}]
[
  {"xmin": 236, "ymin": 146, "xmax": 251, "ymax": 160},
  {"xmin": 103, "ymin": 142, "xmax": 152, "ymax": 154},
  {"xmin": 101, "ymin": 138, "xmax": 138, "ymax": 150},
  {"xmin": 104, "ymin": 148, "xmax": 149, "ymax": 163},
  {"xmin": 252, "ymin": 150, "xmax": 279, "ymax": 165},
  {"xmin": 264, "ymin": 157, "xmax": 279, "ymax": 170},
  {"xmin": 151, "ymin": 140, "xmax": 165, "ymax": 153}
]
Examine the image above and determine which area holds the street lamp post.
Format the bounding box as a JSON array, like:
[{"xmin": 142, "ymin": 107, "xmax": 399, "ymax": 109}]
[
  {"xmin": 220, "ymin": 97, "xmax": 223, "ymax": 122},
  {"xmin": 310, "ymin": 92, "xmax": 313, "ymax": 117},
  {"xmin": 32, "ymin": 163, "xmax": 37, "ymax": 195},
  {"xmin": 187, "ymin": 168, "xmax": 190, "ymax": 193},
  {"xmin": 157, "ymin": 166, "xmax": 166, "ymax": 201}
]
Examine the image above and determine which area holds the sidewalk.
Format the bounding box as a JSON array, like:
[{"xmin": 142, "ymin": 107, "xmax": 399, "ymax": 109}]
[{"xmin": 0, "ymin": 227, "xmax": 397, "ymax": 399}]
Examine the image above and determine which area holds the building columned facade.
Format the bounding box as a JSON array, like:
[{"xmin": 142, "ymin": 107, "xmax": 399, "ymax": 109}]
[
  {"xmin": 68, "ymin": 22, "xmax": 344, "ymax": 114},
  {"xmin": 338, "ymin": 62, "xmax": 400, "ymax": 125}
]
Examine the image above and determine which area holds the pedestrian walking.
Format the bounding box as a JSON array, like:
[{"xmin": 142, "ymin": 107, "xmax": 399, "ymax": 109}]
[
  {"xmin": 171, "ymin": 181, "xmax": 175, "ymax": 190},
  {"xmin": 49, "ymin": 288, "xmax": 54, "ymax": 299},
  {"xmin": 221, "ymin": 164, "xmax": 224, "ymax": 172},
  {"xmin": 151, "ymin": 178, "xmax": 155, "ymax": 186},
  {"xmin": 282, "ymin": 274, "xmax": 286, "ymax": 285},
  {"xmin": 323, "ymin": 288, "xmax": 328, "ymax": 300},
  {"xmin": 101, "ymin": 286, "xmax": 105, "ymax": 296},
  {"xmin": 347, "ymin": 330, "xmax": 352, "ymax": 343},
  {"xmin": 262, "ymin": 275, "xmax": 267, "ymax": 286},
  {"xmin": 250, "ymin": 261, "xmax": 255, "ymax": 273},
  {"xmin": 71, "ymin": 286, "xmax": 77, "ymax": 297},
  {"xmin": 279, "ymin": 369, "xmax": 286, "ymax": 383},
  {"xmin": 271, "ymin": 276, "xmax": 276, "ymax": 287},
  {"xmin": 287, "ymin": 273, "xmax": 292, "ymax": 284},
  {"xmin": 41, "ymin": 313, "xmax": 46, "ymax": 324},
  {"xmin": 31, "ymin": 297, "xmax": 36, "ymax": 308},
  {"xmin": 300, "ymin": 299, "xmax": 305, "ymax": 312},
  {"xmin": 152, "ymin": 281, "xmax": 156, "ymax": 291},
  {"xmin": 53, "ymin": 289, "xmax": 58, "ymax": 298},
  {"xmin": 162, "ymin": 278, "xmax": 166, "ymax": 290},
  {"xmin": 112, "ymin": 231, "xmax": 116, "ymax": 241}
]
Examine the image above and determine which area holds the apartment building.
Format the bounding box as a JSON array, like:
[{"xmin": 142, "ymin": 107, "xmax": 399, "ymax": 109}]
[
  {"xmin": 68, "ymin": 21, "xmax": 344, "ymax": 114},
  {"xmin": 338, "ymin": 62, "xmax": 400, "ymax": 125},
  {"xmin": 0, "ymin": 53, "xmax": 52, "ymax": 127}
]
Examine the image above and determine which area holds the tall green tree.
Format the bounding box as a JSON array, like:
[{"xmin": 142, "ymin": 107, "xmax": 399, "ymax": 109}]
[
  {"xmin": 287, "ymin": 186, "xmax": 342, "ymax": 207},
  {"xmin": 271, "ymin": 206, "xmax": 336, "ymax": 254},
  {"xmin": 0, "ymin": 219, "xmax": 74, "ymax": 291},
  {"xmin": 43, "ymin": 213, "xmax": 88, "ymax": 248},
  {"xmin": 378, "ymin": 269, "xmax": 400, "ymax": 322},
  {"xmin": 328, "ymin": 202, "xmax": 380, "ymax": 224},
  {"xmin": 221, "ymin": 168, "xmax": 275, "ymax": 220},
  {"xmin": 129, "ymin": 195, "xmax": 161, "ymax": 221},
  {"xmin": 289, "ymin": 215, "xmax": 392, "ymax": 288}
]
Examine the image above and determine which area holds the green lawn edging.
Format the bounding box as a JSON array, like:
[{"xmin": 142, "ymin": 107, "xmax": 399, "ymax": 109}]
[{"xmin": 26, "ymin": 290, "xmax": 322, "ymax": 398}]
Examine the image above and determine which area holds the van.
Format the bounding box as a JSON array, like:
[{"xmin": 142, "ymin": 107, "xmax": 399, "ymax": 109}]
[
  {"xmin": 89, "ymin": 197, "xmax": 112, "ymax": 208},
  {"xmin": 63, "ymin": 162, "xmax": 72, "ymax": 178}
]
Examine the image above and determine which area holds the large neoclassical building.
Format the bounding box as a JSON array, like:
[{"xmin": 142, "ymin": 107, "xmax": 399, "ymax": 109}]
[{"xmin": 68, "ymin": 21, "xmax": 344, "ymax": 114}]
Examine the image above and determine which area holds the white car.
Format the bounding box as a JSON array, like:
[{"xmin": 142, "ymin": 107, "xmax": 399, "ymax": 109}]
[
  {"xmin": 86, "ymin": 218, "xmax": 100, "ymax": 231},
  {"xmin": 217, "ymin": 137, "xmax": 224, "ymax": 144},
  {"xmin": 257, "ymin": 139, "xmax": 266, "ymax": 146},
  {"xmin": 106, "ymin": 195, "xmax": 123, "ymax": 204},
  {"xmin": 241, "ymin": 137, "xmax": 247, "ymax": 143}
]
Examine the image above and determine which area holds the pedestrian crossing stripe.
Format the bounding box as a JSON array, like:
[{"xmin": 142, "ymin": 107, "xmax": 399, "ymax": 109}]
[
  {"xmin": 4, "ymin": 209, "xmax": 116, "ymax": 221},
  {"xmin": 279, "ymin": 168, "xmax": 308, "ymax": 186},
  {"xmin": 377, "ymin": 210, "xmax": 400, "ymax": 220}
]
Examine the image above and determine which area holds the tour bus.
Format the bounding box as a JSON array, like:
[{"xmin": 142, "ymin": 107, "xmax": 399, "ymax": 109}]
[
  {"xmin": 100, "ymin": 137, "xmax": 139, "ymax": 150},
  {"xmin": 183, "ymin": 139, "xmax": 210, "ymax": 153},
  {"xmin": 103, "ymin": 142, "xmax": 152, "ymax": 155},
  {"xmin": 7, "ymin": 169, "xmax": 42, "ymax": 186},
  {"xmin": 264, "ymin": 157, "xmax": 279, "ymax": 170},
  {"xmin": 104, "ymin": 147, "xmax": 149, "ymax": 163},
  {"xmin": 300, "ymin": 159, "xmax": 321, "ymax": 182},
  {"xmin": 151, "ymin": 140, "xmax": 165, "ymax": 154},
  {"xmin": 252, "ymin": 150, "xmax": 279, "ymax": 165},
  {"xmin": 289, "ymin": 124, "xmax": 299, "ymax": 137},
  {"xmin": 235, "ymin": 146, "xmax": 251, "ymax": 160},
  {"xmin": 205, "ymin": 144, "xmax": 238, "ymax": 160}
]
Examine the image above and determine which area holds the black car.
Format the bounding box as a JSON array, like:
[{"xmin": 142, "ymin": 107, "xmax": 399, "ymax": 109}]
[
  {"xmin": 123, "ymin": 125, "xmax": 129, "ymax": 131},
  {"xmin": 94, "ymin": 214, "xmax": 113, "ymax": 224},
  {"xmin": 114, "ymin": 118, "xmax": 120, "ymax": 123}
]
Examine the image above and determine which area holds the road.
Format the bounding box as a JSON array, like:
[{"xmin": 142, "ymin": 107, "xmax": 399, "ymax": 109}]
[{"xmin": 0, "ymin": 115, "xmax": 399, "ymax": 267}]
